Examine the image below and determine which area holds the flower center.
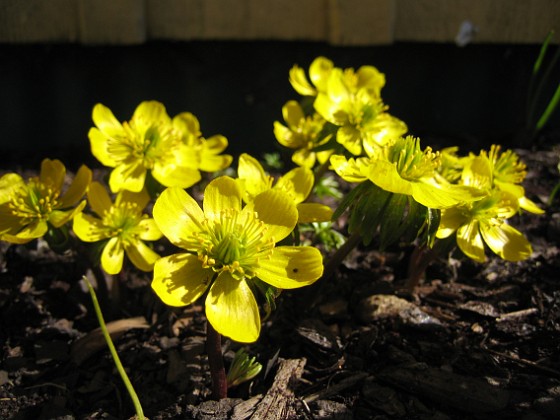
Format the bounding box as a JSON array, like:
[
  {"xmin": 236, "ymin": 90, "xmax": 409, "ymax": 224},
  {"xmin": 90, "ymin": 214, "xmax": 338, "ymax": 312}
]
[
  {"xmin": 388, "ymin": 136, "xmax": 440, "ymax": 181},
  {"xmin": 488, "ymin": 145, "xmax": 527, "ymax": 184},
  {"xmin": 195, "ymin": 209, "xmax": 274, "ymax": 279},
  {"xmin": 102, "ymin": 202, "xmax": 142, "ymax": 240},
  {"xmin": 8, "ymin": 179, "xmax": 60, "ymax": 222}
]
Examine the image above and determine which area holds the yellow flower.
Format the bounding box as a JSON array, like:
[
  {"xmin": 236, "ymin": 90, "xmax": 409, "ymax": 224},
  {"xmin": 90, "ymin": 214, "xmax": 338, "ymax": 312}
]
[
  {"xmin": 0, "ymin": 159, "xmax": 91, "ymax": 244},
  {"xmin": 273, "ymin": 101, "xmax": 332, "ymax": 169},
  {"xmin": 89, "ymin": 101, "xmax": 231, "ymax": 193},
  {"xmin": 73, "ymin": 182, "xmax": 162, "ymax": 275},
  {"xmin": 289, "ymin": 56, "xmax": 335, "ymax": 97},
  {"xmin": 437, "ymin": 154, "xmax": 533, "ymax": 262},
  {"xmin": 331, "ymin": 136, "xmax": 480, "ymax": 209},
  {"xmin": 486, "ymin": 145, "xmax": 544, "ymax": 214},
  {"xmin": 172, "ymin": 112, "xmax": 233, "ymax": 175},
  {"xmin": 314, "ymin": 68, "xmax": 406, "ymax": 155},
  {"xmin": 151, "ymin": 176, "xmax": 324, "ymax": 343},
  {"xmin": 237, "ymin": 153, "xmax": 333, "ymax": 223}
]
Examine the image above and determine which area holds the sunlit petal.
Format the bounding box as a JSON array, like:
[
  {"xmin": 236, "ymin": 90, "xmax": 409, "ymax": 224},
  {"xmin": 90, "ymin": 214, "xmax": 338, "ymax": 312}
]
[
  {"xmin": 73, "ymin": 212, "xmax": 111, "ymax": 242},
  {"xmin": 296, "ymin": 202, "xmax": 333, "ymax": 223},
  {"xmin": 257, "ymin": 246, "xmax": 323, "ymax": 289},
  {"xmin": 203, "ymin": 176, "xmax": 242, "ymax": 217},
  {"xmin": 480, "ymin": 222, "xmax": 533, "ymax": 262},
  {"xmin": 206, "ymin": 272, "xmax": 260, "ymax": 343},
  {"xmin": 124, "ymin": 238, "xmax": 160, "ymax": 271},
  {"xmin": 153, "ymin": 187, "xmax": 204, "ymax": 249},
  {"xmin": 457, "ymin": 220, "xmax": 486, "ymax": 263},
  {"xmin": 101, "ymin": 237, "xmax": 125, "ymax": 275},
  {"xmin": 244, "ymin": 189, "xmax": 298, "ymax": 243},
  {"xmin": 152, "ymin": 253, "xmax": 211, "ymax": 306}
]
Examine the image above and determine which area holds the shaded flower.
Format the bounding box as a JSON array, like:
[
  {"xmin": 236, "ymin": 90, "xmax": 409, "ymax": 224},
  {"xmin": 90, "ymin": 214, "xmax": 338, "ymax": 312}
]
[
  {"xmin": 436, "ymin": 154, "xmax": 533, "ymax": 262},
  {"xmin": 151, "ymin": 176, "xmax": 324, "ymax": 343},
  {"xmin": 0, "ymin": 159, "xmax": 91, "ymax": 244},
  {"xmin": 237, "ymin": 153, "xmax": 333, "ymax": 223},
  {"xmin": 73, "ymin": 182, "xmax": 162, "ymax": 274},
  {"xmin": 273, "ymin": 100, "xmax": 332, "ymax": 168}
]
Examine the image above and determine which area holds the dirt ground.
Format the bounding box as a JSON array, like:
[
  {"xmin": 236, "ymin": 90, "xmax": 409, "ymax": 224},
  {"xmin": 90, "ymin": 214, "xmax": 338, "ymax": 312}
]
[{"xmin": 1, "ymin": 145, "xmax": 560, "ymax": 420}]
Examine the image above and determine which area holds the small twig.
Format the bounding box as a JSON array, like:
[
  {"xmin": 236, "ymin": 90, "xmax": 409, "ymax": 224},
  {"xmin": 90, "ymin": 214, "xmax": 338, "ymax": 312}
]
[
  {"xmin": 303, "ymin": 372, "xmax": 369, "ymax": 403},
  {"xmin": 496, "ymin": 308, "xmax": 538, "ymax": 323},
  {"xmin": 483, "ymin": 347, "xmax": 560, "ymax": 377}
]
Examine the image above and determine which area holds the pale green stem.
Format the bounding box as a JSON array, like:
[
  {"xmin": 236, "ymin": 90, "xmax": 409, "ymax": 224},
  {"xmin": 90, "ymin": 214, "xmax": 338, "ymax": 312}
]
[{"xmin": 83, "ymin": 276, "xmax": 145, "ymax": 419}]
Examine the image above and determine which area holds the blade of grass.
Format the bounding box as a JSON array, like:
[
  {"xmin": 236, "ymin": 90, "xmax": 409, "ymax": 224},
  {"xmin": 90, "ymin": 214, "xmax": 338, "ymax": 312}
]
[{"xmin": 83, "ymin": 276, "xmax": 145, "ymax": 420}]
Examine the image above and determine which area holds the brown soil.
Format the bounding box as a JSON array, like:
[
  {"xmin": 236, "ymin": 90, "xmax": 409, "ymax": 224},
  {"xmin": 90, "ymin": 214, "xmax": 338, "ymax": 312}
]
[{"xmin": 1, "ymin": 148, "xmax": 559, "ymax": 420}]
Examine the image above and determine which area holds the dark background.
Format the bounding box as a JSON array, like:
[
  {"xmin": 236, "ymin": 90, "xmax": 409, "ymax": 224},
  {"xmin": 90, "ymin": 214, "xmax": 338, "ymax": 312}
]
[{"xmin": 0, "ymin": 41, "xmax": 558, "ymax": 169}]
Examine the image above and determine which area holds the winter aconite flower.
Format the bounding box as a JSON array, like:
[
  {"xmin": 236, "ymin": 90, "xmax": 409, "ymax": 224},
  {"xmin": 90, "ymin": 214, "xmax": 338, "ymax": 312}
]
[
  {"xmin": 331, "ymin": 136, "xmax": 480, "ymax": 209},
  {"xmin": 0, "ymin": 159, "xmax": 91, "ymax": 244},
  {"xmin": 151, "ymin": 176, "xmax": 324, "ymax": 343},
  {"xmin": 73, "ymin": 182, "xmax": 162, "ymax": 274},
  {"xmin": 89, "ymin": 101, "xmax": 231, "ymax": 193},
  {"xmin": 314, "ymin": 68, "xmax": 406, "ymax": 156},
  {"xmin": 236, "ymin": 153, "xmax": 333, "ymax": 223},
  {"xmin": 273, "ymin": 101, "xmax": 332, "ymax": 169},
  {"xmin": 436, "ymin": 155, "xmax": 532, "ymax": 262}
]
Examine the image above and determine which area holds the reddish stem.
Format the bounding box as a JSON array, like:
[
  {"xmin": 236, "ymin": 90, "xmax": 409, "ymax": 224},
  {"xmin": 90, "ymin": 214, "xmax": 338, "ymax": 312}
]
[{"xmin": 206, "ymin": 321, "xmax": 227, "ymax": 400}]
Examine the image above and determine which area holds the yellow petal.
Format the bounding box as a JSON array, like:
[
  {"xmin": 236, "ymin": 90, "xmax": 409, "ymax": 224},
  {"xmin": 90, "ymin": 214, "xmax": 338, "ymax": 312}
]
[
  {"xmin": 0, "ymin": 173, "xmax": 24, "ymax": 204},
  {"xmin": 237, "ymin": 154, "xmax": 270, "ymax": 201},
  {"xmin": 124, "ymin": 238, "xmax": 160, "ymax": 272},
  {"xmin": 367, "ymin": 160, "xmax": 413, "ymax": 196},
  {"xmin": 198, "ymin": 136, "xmax": 232, "ymax": 172},
  {"xmin": 73, "ymin": 212, "xmax": 111, "ymax": 242},
  {"xmin": 87, "ymin": 182, "xmax": 113, "ymax": 217},
  {"xmin": 297, "ymin": 203, "xmax": 333, "ymax": 223},
  {"xmin": 337, "ymin": 125, "xmax": 362, "ymax": 156},
  {"xmin": 292, "ymin": 148, "xmax": 316, "ymax": 169},
  {"xmin": 203, "ymin": 176, "xmax": 242, "ymax": 217},
  {"xmin": 60, "ymin": 165, "xmax": 92, "ymax": 208},
  {"xmin": 40, "ymin": 159, "xmax": 65, "ymax": 191},
  {"xmin": 92, "ymin": 103, "xmax": 124, "ymax": 138},
  {"xmin": 245, "ymin": 189, "xmax": 298, "ymax": 243},
  {"xmin": 48, "ymin": 200, "xmax": 86, "ymax": 228},
  {"xmin": 137, "ymin": 218, "xmax": 162, "ymax": 241},
  {"xmin": 172, "ymin": 112, "xmax": 201, "ymax": 139},
  {"xmin": 153, "ymin": 187, "xmax": 204, "ymax": 249},
  {"xmin": 152, "ymin": 253, "xmax": 212, "ymax": 306},
  {"xmin": 289, "ymin": 65, "xmax": 317, "ymax": 96},
  {"xmin": 101, "ymin": 237, "xmax": 125, "ymax": 275},
  {"xmin": 457, "ymin": 220, "xmax": 486, "ymax": 263},
  {"xmin": 330, "ymin": 155, "xmax": 368, "ymax": 183},
  {"xmin": 257, "ymin": 246, "xmax": 323, "ymax": 289},
  {"xmin": 480, "ymin": 222, "xmax": 533, "ymax": 262},
  {"xmin": 519, "ymin": 196, "xmax": 545, "ymax": 214},
  {"xmin": 275, "ymin": 167, "xmax": 313, "ymax": 204},
  {"xmin": 309, "ymin": 56, "xmax": 334, "ymax": 93},
  {"xmin": 108, "ymin": 160, "xmax": 146, "ymax": 193},
  {"xmin": 436, "ymin": 207, "xmax": 467, "ymax": 239},
  {"xmin": 205, "ymin": 272, "xmax": 260, "ymax": 343},
  {"xmin": 131, "ymin": 101, "xmax": 170, "ymax": 129},
  {"xmin": 88, "ymin": 127, "xmax": 118, "ymax": 167},
  {"xmin": 12, "ymin": 220, "xmax": 48, "ymax": 242},
  {"xmin": 117, "ymin": 188, "xmax": 150, "ymax": 211},
  {"xmin": 152, "ymin": 162, "xmax": 201, "ymax": 189},
  {"xmin": 282, "ymin": 100, "xmax": 305, "ymax": 127}
]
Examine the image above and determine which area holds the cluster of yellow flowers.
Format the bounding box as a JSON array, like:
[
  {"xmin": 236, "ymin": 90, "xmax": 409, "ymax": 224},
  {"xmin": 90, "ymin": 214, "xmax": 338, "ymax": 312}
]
[
  {"xmin": 0, "ymin": 100, "xmax": 328, "ymax": 343},
  {"xmin": 275, "ymin": 56, "xmax": 544, "ymax": 262},
  {"xmin": 0, "ymin": 57, "xmax": 544, "ymax": 344}
]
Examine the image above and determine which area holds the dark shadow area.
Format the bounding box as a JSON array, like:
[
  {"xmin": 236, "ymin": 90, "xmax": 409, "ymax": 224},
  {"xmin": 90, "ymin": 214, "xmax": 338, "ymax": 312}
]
[{"xmin": 1, "ymin": 41, "xmax": 558, "ymax": 169}]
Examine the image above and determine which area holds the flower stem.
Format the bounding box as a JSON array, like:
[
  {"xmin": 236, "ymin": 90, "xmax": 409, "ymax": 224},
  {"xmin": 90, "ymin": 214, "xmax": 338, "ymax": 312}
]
[
  {"xmin": 322, "ymin": 230, "xmax": 363, "ymax": 281},
  {"xmin": 83, "ymin": 276, "xmax": 145, "ymax": 419},
  {"xmin": 206, "ymin": 321, "xmax": 228, "ymax": 400}
]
